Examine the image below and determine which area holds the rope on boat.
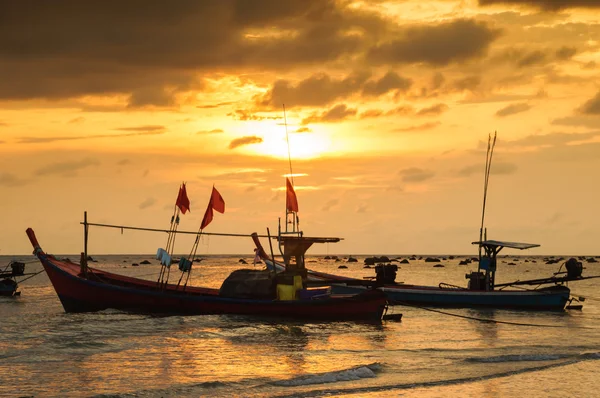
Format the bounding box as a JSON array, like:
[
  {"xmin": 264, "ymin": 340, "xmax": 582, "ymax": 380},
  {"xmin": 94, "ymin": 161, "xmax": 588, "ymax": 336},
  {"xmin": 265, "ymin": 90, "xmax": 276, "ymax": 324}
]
[
  {"xmin": 81, "ymin": 222, "xmax": 276, "ymax": 238},
  {"xmin": 396, "ymin": 301, "xmax": 597, "ymax": 329}
]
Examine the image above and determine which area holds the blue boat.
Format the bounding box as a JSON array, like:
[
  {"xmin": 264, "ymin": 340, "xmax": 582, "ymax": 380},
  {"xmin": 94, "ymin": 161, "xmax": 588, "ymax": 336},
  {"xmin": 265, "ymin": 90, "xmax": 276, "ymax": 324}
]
[{"xmin": 254, "ymin": 235, "xmax": 592, "ymax": 311}]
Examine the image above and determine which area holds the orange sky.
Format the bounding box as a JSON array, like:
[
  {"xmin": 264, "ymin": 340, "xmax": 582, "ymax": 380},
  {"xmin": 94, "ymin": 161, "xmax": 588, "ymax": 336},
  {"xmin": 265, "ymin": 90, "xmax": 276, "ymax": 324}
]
[{"xmin": 1, "ymin": 0, "xmax": 599, "ymax": 255}]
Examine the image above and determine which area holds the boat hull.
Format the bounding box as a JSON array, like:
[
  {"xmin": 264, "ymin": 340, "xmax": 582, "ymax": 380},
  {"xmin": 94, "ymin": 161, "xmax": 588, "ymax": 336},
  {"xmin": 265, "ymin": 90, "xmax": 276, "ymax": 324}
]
[
  {"xmin": 37, "ymin": 252, "xmax": 387, "ymax": 321},
  {"xmin": 261, "ymin": 258, "xmax": 570, "ymax": 311},
  {"xmin": 330, "ymin": 283, "xmax": 570, "ymax": 311}
]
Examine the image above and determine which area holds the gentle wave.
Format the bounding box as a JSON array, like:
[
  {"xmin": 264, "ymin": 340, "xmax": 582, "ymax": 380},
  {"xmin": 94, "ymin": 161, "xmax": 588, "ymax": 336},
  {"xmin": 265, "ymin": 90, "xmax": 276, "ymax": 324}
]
[
  {"xmin": 466, "ymin": 353, "xmax": 569, "ymax": 363},
  {"xmin": 273, "ymin": 353, "xmax": 600, "ymax": 397},
  {"xmin": 272, "ymin": 363, "xmax": 381, "ymax": 387}
]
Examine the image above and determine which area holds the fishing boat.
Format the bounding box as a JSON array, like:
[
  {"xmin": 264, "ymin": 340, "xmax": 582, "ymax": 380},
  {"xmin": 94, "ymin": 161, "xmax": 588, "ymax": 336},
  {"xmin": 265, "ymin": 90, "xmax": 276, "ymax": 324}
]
[
  {"xmin": 256, "ymin": 132, "xmax": 598, "ymax": 311},
  {"xmin": 0, "ymin": 260, "xmax": 41, "ymax": 297},
  {"xmin": 25, "ymin": 226, "xmax": 387, "ymax": 321},
  {"xmin": 255, "ymin": 236, "xmax": 592, "ymax": 311}
]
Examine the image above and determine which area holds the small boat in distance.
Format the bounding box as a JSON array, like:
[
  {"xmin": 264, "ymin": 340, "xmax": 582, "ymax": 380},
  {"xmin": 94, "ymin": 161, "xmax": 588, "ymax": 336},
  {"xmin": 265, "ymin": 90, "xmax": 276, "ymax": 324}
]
[{"xmin": 1, "ymin": 260, "xmax": 40, "ymax": 297}]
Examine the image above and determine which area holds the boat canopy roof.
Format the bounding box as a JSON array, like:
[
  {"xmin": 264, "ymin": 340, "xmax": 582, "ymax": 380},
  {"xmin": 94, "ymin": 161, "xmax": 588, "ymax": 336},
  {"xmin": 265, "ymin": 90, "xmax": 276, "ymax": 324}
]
[
  {"xmin": 472, "ymin": 240, "xmax": 540, "ymax": 250},
  {"xmin": 277, "ymin": 235, "xmax": 342, "ymax": 244}
]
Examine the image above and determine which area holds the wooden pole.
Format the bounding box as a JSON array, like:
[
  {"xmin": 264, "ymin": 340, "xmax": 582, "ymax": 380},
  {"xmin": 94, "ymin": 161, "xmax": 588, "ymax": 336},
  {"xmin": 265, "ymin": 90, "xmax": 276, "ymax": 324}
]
[
  {"xmin": 267, "ymin": 228, "xmax": 276, "ymax": 275},
  {"xmin": 82, "ymin": 211, "xmax": 88, "ymax": 277}
]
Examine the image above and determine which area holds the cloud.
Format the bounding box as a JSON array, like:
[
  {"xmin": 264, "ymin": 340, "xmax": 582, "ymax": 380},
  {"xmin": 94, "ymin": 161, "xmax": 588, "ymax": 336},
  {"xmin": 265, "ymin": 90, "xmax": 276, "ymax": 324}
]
[
  {"xmin": 368, "ymin": 19, "xmax": 501, "ymax": 66},
  {"xmin": 356, "ymin": 203, "xmax": 368, "ymax": 213},
  {"xmin": 0, "ymin": 121, "xmax": 8, "ymax": 127},
  {"xmin": 398, "ymin": 167, "xmax": 435, "ymax": 182},
  {"xmin": 361, "ymin": 71, "xmax": 413, "ymax": 97},
  {"xmin": 551, "ymin": 116, "xmax": 600, "ymax": 129},
  {"xmin": 301, "ymin": 104, "xmax": 357, "ymax": 124},
  {"xmin": 295, "ymin": 127, "xmax": 312, "ymax": 133},
  {"xmin": 197, "ymin": 101, "xmax": 235, "ymax": 109},
  {"xmin": 197, "ymin": 129, "xmax": 224, "ymax": 135},
  {"xmin": 228, "ymin": 136, "xmax": 263, "ymax": 149},
  {"xmin": 67, "ymin": 116, "xmax": 86, "ymax": 124},
  {"xmin": 503, "ymin": 132, "xmax": 600, "ymax": 147},
  {"xmin": 117, "ymin": 159, "xmax": 131, "ymax": 166},
  {"xmin": 114, "ymin": 125, "xmax": 166, "ymax": 132},
  {"xmin": 458, "ymin": 162, "xmax": 518, "ymax": 177},
  {"xmin": 416, "ymin": 103, "xmax": 448, "ymax": 116},
  {"xmin": 360, "ymin": 105, "xmax": 415, "ymax": 119},
  {"xmin": 495, "ymin": 103, "xmax": 532, "ymax": 117},
  {"xmin": 227, "ymin": 109, "xmax": 280, "ymax": 121},
  {"xmin": 0, "ymin": 1, "xmax": 391, "ymax": 103},
  {"xmin": 321, "ymin": 198, "xmax": 339, "ymax": 211},
  {"xmin": 478, "ymin": 0, "xmax": 600, "ymax": 10},
  {"xmin": 0, "ymin": 172, "xmax": 28, "ymax": 187},
  {"xmin": 394, "ymin": 122, "xmax": 441, "ymax": 132},
  {"xmin": 556, "ymin": 46, "xmax": 577, "ymax": 60},
  {"xmin": 578, "ymin": 91, "xmax": 600, "ymax": 115},
  {"xmin": 254, "ymin": 72, "xmax": 370, "ymax": 109},
  {"xmin": 17, "ymin": 130, "xmax": 165, "ymax": 144},
  {"xmin": 138, "ymin": 197, "xmax": 156, "ymax": 210},
  {"xmin": 34, "ymin": 158, "xmax": 100, "ymax": 176}
]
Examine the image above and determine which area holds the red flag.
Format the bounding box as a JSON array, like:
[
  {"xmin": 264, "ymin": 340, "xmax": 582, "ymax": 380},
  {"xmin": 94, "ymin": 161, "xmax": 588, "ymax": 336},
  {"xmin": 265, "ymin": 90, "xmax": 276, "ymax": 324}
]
[
  {"xmin": 200, "ymin": 186, "xmax": 225, "ymax": 229},
  {"xmin": 176, "ymin": 183, "xmax": 190, "ymax": 214},
  {"xmin": 210, "ymin": 186, "xmax": 225, "ymax": 214},
  {"xmin": 286, "ymin": 178, "xmax": 299, "ymax": 213}
]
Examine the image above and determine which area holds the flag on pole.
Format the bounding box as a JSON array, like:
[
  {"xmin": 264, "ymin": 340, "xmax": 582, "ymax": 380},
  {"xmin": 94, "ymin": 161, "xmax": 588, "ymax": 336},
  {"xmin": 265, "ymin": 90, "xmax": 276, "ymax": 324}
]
[
  {"xmin": 200, "ymin": 186, "xmax": 225, "ymax": 230},
  {"xmin": 286, "ymin": 178, "xmax": 298, "ymax": 213},
  {"xmin": 176, "ymin": 183, "xmax": 191, "ymax": 214}
]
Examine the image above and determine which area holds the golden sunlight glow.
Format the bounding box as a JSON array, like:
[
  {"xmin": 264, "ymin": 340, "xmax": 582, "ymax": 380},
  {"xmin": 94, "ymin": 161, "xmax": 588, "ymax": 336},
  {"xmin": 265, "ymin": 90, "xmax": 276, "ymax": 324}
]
[{"xmin": 246, "ymin": 121, "xmax": 332, "ymax": 159}]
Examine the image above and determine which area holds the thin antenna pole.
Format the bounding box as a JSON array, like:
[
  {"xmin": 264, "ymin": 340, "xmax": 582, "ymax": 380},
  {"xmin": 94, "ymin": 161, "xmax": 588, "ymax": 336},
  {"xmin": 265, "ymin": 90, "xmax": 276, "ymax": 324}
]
[
  {"xmin": 479, "ymin": 131, "xmax": 497, "ymax": 260},
  {"xmin": 283, "ymin": 104, "xmax": 294, "ymax": 184}
]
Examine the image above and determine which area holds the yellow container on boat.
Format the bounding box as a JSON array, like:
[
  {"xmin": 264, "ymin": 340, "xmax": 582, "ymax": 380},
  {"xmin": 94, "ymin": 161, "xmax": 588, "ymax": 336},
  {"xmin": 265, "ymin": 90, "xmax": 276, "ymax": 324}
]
[
  {"xmin": 277, "ymin": 284, "xmax": 296, "ymax": 301},
  {"xmin": 293, "ymin": 275, "xmax": 303, "ymax": 291}
]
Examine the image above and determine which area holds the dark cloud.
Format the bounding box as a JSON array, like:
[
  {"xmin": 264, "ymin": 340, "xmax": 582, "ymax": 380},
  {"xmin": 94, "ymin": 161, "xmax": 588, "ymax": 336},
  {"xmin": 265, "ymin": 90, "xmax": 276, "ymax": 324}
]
[
  {"xmin": 556, "ymin": 46, "xmax": 577, "ymax": 60},
  {"xmin": 18, "ymin": 130, "xmax": 165, "ymax": 144},
  {"xmin": 453, "ymin": 76, "xmax": 482, "ymax": 91},
  {"xmin": 458, "ymin": 162, "xmax": 517, "ymax": 177},
  {"xmin": 254, "ymin": 72, "xmax": 370, "ymax": 109},
  {"xmin": 115, "ymin": 125, "xmax": 166, "ymax": 132},
  {"xmin": 361, "ymin": 71, "xmax": 412, "ymax": 97},
  {"xmin": 517, "ymin": 50, "xmax": 547, "ymax": 67},
  {"xmin": 68, "ymin": 116, "xmax": 85, "ymax": 124},
  {"xmin": 368, "ymin": 19, "xmax": 501, "ymax": 66},
  {"xmin": 228, "ymin": 136, "xmax": 263, "ymax": 149},
  {"xmin": 416, "ymin": 103, "xmax": 448, "ymax": 116},
  {"xmin": 478, "ymin": 0, "xmax": 600, "ymax": 10},
  {"xmin": 399, "ymin": 167, "xmax": 435, "ymax": 182},
  {"xmin": 359, "ymin": 105, "xmax": 414, "ymax": 119},
  {"xmin": 227, "ymin": 109, "xmax": 280, "ymax": 121},
  {"xmin": 551, "ymin": 116, "xmax": 600, "ymax": 129},
  {"xmin": 34, "ymin": 157, "xmax": 100, "ymax": 176},
  {"xmin": 138, "ymin": 197, "xmax": 156, "ymax": 210},
  {"xmin": 495, "ymin": 103, "xmax": 531, "ymax": 117},
  {"xmin": 117, "ymin": 159, "xmax": 131, "ymax": 166},
  {"xmin": 0, "ymin": 172, "xmax": 28, "ymax": 187},
  {"xmin": 0, "ymin": 1, "xmax": 391, "ymax": 104},
  {"xmin": 394, "ymin": 122, "xmax": 440, "ymax": 132},
  {"xmin": 301, "ymin": 104, "xmax": 357, "ymax": 124},
  {"xmin": 197, "ymin": 101, "xmax": 236, "ymax": 109},
  {"xmin": 578, "ymin": 91, "xmax": 600, "ymax": 115},
  {"xmin": 321, "ymin": 198, "xmax": 339, "ymax": 211},
  {"xmin": 504, "ymin": 132, "xmax": 600, "ymax": 148},
  {"xmin": 197, "ymin": 129, "xmax": 225, "ymax": 135}
]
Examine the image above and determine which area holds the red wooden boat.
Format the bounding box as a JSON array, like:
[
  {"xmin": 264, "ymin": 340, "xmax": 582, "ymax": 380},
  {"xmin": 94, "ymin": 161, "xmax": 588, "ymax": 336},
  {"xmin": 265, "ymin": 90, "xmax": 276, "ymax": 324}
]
[{"xmin": 26, "ymin": 228, "xmax": 387, "ymax": 321}]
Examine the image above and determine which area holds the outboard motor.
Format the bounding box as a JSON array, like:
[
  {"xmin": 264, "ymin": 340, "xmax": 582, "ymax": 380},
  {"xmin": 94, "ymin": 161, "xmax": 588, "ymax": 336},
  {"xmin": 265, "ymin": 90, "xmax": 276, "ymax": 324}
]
[
  {"xmin": 375, "ymin": 264, "xmax": 398, "ymax": 285},
  {"xmin": 565, "ymin": 258, "xmax": 583, "ymax": 278}
]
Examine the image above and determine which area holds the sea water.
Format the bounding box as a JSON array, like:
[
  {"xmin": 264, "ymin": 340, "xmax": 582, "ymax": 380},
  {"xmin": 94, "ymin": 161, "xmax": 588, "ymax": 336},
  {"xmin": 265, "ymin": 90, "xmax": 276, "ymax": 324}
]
[{"xmin": 1, "ymin": 254, "xmax": 599, "ymax": 397}]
